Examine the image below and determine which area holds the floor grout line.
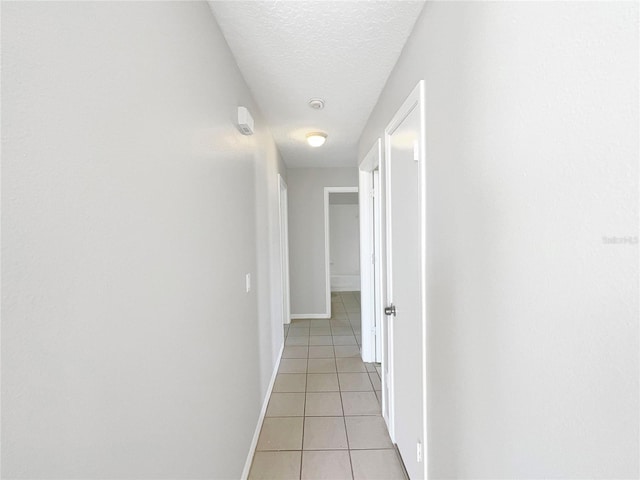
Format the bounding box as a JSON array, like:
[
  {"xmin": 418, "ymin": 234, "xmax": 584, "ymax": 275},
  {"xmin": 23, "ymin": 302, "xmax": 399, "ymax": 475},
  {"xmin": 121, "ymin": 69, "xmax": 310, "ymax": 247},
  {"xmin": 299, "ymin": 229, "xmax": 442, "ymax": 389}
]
[{"xmin": 253, "ymin": 293, "xmax": 397, "ymax": 479}]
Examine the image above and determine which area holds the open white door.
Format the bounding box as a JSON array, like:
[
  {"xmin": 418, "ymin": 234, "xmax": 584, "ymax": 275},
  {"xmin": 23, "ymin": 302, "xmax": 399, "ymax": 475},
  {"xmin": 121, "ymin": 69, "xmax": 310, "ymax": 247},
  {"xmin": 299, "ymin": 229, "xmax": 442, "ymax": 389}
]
[
  {"xmin": 278, "ymin": 174, "xmax": 291, "ymax": 325},
  {"xmin": 384, "ymin": 81, "xmax": 427, "ymax": 479},
  {"xmin": 359, "ymin": 140, "xmax": 383, "ymax": 365}
]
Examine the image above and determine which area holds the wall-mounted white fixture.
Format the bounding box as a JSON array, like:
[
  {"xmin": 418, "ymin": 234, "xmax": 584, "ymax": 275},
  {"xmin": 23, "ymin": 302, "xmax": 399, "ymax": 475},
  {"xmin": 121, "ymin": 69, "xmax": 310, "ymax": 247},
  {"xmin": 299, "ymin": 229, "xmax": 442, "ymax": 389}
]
[
  {"xmin": 236, "ymin": 106, "xmax": 254, "ymax": 135},
  {"xmin": 308, "ymin": 98, "xmax": 325, "ymax": 110},
  {"xmin": 306, "ymin": 132, "xmax": 327, "ymax": 147}
]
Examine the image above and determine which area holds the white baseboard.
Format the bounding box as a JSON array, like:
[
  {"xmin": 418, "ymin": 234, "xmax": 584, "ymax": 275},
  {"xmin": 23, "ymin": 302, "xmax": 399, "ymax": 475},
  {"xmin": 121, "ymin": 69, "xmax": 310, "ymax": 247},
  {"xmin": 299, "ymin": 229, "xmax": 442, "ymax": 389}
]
[
  {"xmin": 330, "ymin": 274, "xmax": 361, "ymax": 291},
  {"xmin": 290, "ymin": 313, "xmax": 331, "ymax": 319},
  {"xmin": 331, "ymin": 286, "xmax": 361, "ymax": 292},
  {"xmin": 240, "ymin": 342, "xmax": 284, "ymax": 480}
]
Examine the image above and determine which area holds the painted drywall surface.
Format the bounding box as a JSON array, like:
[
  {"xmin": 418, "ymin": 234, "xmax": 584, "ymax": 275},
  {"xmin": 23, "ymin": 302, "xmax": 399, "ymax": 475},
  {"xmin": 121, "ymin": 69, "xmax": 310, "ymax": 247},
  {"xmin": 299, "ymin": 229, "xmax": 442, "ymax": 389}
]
[
  {"xmin": 255, "ymin": 143, "xmax": 288, "ymax": 393},
  {"xmin": 329, "ymin": 204, "xmax": 361, "ymax": 278},
  {"xmin": 359, "ymin": 1, "xmax": 639, "ymax": 478},
  {"xmin": 287, "ymin": 168, "xmax": 358, "ymax": 315},
  {"xmin": 2, "ymin": 2, "xmax": 285, "ymax": 478}
]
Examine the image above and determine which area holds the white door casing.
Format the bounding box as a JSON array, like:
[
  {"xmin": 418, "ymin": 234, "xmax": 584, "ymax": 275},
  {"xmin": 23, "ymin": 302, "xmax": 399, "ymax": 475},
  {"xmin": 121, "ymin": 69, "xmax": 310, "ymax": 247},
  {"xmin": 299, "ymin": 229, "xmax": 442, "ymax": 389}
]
[
  {"xmin": 278, "ymin": 174, "xmax": 291, "ymax": 325},
  {"xmin": 373, "ymin": 169, "xmax": 382, "ymax": 363},
  {"xmin": 358, "ymin": 139, "xmax": 383, "ymax": 365},
  {"xmin": 384, "ymin": 80, "xmax": 427, "ymax": 479}
]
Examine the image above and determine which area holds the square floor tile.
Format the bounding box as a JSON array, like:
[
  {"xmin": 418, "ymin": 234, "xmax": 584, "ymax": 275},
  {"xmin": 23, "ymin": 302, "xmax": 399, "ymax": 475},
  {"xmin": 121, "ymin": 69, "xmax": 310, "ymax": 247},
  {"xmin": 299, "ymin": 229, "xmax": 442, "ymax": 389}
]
[
  {"xmin": 309, "ymin": 335, "xmax": 333, "ymax": 345},
  {"xmin": 279, "ymin": 358, "xmax": 307, "ymax": 374},
  {"xmin": 339, "ymin": 373, "xmax": 373, "ymax": 391},
  {"xmin": 303, "ymin": 416, "xmax": 348, "ymax": 450},
  {"xmin": 345, "ymin": 416, "xmax": 393, "ymax": 449},
  {"xmin": 306, "ymin": 373, "xmax": 339, "ymax": 392},
  {"xmin": 309, "ymin": 319, "xmax": 330, "ymax": 328},
  {"xmin": 288, "ymin": 327, "xmax": 310, "ymax": 337},
  {"xmin": 331, "ymin": 326, "xmax": 353, "ymax": 336},
  {"xmin": 336, "ymin": 358, "xmax": 367, "ymax": 373},
  {"xmin": 308, "ymin": 346, "xmax": 335, "ymax": 358},
  {"xmin": 302, "ymin": 450, "xmax": 352, "ymax": 480},
  {"xmin": 305, "ymin": 392, "xmax": 343, "ymax": 416},
  {"xmin": 350, "ymin": 449, "xmax": 406, "ymax": 480},
  {"xmin": 266, "ymin": 393, "xmax": 305, "ymax": 417},
  {"xmin": 286, "ymin": 336, "xmax": 310, "ymax": 346},
  {"xmin": 291, "ymin": 319, "xmax": 311, "ymax": 327},
  {"xmin": 307, "ymin": 358, "xmax": 337, "ymax": 373},
  {"xmin": 273, "ymin": 373, "xmax": 306, "ymax": 392},
  {"xmin": 369, "ymin": 372, "xmax": 382, "ymax": 390},
  {"xmin": 329, "ymin": 318, "xmax": 350, "ymax": 327},
  {"xmin": 249, "ymin": 451, "xmax": 301, "ymax": 480},
  {"xmin": 257, "ymin": 417, "xmax": 303, "ymax": 451},
  {"xmin": 283, "ymin": 346, "xmax": 308, "ymax": 359},
  {"xmin": 341, "ymin": 391, "xmax": 380, "ymax": 416},
  {"xmin": 310, "ymin": 327, "xmax": 331, "ymax": 336},
  {"xmin": 334, "ymin": 346, "xmax": 360, "ymax": 358},
  {"xmin": 332, "ymin": 335, "xmax": 357, "ymax": 345}
]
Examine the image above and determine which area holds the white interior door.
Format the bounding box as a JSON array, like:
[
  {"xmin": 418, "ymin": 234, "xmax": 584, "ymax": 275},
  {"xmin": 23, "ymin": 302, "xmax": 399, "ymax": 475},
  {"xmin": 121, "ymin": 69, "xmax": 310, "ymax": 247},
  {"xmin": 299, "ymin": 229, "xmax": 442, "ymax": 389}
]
[
  {"xmin": 358, "ymin": 140, "xmax": 382, "ymax": 364},
  {"xmin": 385, "ymin": 81, "xmax": 426, "ymax": 479},
  {"xmin": 373, "ymin": 169, "xmax": 382, "ymax": 362}
]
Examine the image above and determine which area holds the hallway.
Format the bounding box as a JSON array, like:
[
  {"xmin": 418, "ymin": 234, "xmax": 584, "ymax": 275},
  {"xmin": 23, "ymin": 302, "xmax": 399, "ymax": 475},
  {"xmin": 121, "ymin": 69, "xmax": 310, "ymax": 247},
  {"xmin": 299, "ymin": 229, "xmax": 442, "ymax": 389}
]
[
  {"xmin": 248, "ymin": 293, "xmax": 405, "ymax": 480},
  {"xmin": 3, "ymin": 2, "xmax": 638, "ymax": 478}
]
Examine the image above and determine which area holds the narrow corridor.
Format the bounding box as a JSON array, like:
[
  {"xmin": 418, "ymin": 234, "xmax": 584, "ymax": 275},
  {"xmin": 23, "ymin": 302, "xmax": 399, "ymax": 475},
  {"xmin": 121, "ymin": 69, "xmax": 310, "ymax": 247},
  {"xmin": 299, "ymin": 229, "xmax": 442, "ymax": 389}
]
[{"xmin": 248, "ymin": 292, "xmax": 407, "ymax": 479}]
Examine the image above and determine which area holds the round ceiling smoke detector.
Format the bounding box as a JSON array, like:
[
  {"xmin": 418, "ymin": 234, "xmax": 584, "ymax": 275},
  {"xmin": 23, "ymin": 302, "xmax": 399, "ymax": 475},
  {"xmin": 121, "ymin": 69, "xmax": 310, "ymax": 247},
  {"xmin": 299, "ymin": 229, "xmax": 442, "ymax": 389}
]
[{"xmin": 308, "ymin": 98, "xmax": 325, "ymax": 110}]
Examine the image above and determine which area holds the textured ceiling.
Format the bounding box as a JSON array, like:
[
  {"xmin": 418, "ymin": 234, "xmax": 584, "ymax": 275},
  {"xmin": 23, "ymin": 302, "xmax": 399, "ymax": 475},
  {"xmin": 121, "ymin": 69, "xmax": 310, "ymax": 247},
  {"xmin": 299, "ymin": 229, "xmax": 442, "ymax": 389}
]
[{"xmin": 208, "ymin": 1, "xmax": 425, "ymax": 168}]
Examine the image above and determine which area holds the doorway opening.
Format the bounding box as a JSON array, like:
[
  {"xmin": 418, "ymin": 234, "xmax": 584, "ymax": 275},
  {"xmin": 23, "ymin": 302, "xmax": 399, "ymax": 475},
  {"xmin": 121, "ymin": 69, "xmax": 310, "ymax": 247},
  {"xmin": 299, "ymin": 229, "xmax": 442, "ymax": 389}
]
[{"xmin": 323, "ymin": 187, "xmax": 360, "ymax": 317}]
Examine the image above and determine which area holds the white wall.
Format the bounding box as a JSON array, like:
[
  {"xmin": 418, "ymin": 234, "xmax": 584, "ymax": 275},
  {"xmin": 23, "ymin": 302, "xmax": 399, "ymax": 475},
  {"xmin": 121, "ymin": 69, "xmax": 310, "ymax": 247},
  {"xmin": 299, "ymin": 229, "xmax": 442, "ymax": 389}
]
[
  {"xmin": 360, "ymin": 1, "xmax": 639, "ymax": 478},
  {"xmin": 287, "ymin": 168, "xmax": 358, "ymax": 316},
  {"xmin": 329, "ymin": 203, "xmax": 360, "ymax": 288},
  {"xmin": 1, "ymin": 2, "xmax": 286, "ymax": 478}
]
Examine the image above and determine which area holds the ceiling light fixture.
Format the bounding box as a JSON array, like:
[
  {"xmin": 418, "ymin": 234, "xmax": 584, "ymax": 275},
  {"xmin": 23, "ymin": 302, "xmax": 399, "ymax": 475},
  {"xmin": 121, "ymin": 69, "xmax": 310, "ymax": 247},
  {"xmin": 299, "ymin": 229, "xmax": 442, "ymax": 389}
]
[
  {"xmin": 308, "ymin": 98, "xmax": 325, "ymax": 110},
  {"xmin": 306, "ymin": 132, "xmax": 327, "ymax": 147}
]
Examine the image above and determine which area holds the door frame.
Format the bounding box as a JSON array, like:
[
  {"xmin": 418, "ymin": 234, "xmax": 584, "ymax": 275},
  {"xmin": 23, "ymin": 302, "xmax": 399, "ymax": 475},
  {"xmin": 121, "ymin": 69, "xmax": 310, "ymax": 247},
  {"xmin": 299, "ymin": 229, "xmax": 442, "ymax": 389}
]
[
  {"xmin": 383, "ymin": 80, "xmax": 427, "ymax": 478},
  {"xmin": 358, "ymin": 139, "xmax": 383, "ymax": 365},
  {"xmin": 278, "ymin": 174, "xmax": 291, "ymax": 325},
  {"xmin": 323, "ymin": 186, "xmax": 359, "ymax": 317}
]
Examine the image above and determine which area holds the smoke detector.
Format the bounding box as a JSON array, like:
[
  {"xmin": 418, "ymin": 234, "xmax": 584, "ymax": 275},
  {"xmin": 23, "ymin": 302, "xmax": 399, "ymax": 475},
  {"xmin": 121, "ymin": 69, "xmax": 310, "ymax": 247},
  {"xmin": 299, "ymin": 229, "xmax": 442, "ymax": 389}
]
[
  {"xmin": 236, "ymin": 106, "xmax": 254, "ymax": 135},
  {"xmin": 308, "ymin": 98, "xmax": 325, "ymax": 110}
]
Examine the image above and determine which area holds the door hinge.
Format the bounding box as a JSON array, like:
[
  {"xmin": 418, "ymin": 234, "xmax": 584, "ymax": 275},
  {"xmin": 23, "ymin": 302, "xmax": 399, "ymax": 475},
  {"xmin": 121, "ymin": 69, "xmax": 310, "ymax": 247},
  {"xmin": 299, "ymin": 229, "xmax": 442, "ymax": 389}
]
[
  {"xmin": 417, "ymin": 441, "xmax": 423, "ymax": 463},
  {"xmin": 413, "ymin": 140, "xmax": 420, "ymax": 162}
]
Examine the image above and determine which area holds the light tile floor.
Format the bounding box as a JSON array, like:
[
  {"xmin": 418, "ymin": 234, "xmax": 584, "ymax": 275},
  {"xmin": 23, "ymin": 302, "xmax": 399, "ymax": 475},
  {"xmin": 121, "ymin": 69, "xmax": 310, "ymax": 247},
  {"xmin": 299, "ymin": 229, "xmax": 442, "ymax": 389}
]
[{"xmin": 249, "ymin": 292, "xmax": 407, "ymax": 480}]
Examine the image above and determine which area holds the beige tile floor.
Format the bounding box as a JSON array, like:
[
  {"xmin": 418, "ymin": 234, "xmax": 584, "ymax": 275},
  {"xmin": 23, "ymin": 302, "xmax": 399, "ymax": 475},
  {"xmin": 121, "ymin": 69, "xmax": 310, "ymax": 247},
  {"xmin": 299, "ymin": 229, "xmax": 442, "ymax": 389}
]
[{"xmin": 249, "ymin": 292, "xmax": 407, "ymax": 480}]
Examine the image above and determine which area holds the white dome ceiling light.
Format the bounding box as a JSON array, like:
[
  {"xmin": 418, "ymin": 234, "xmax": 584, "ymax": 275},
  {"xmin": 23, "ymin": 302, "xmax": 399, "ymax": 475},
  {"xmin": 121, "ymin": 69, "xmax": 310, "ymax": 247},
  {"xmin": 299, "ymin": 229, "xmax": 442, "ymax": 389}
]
[{"xmin": 306, "ymin": 132, "xmax": 327, "ymax": 147}]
